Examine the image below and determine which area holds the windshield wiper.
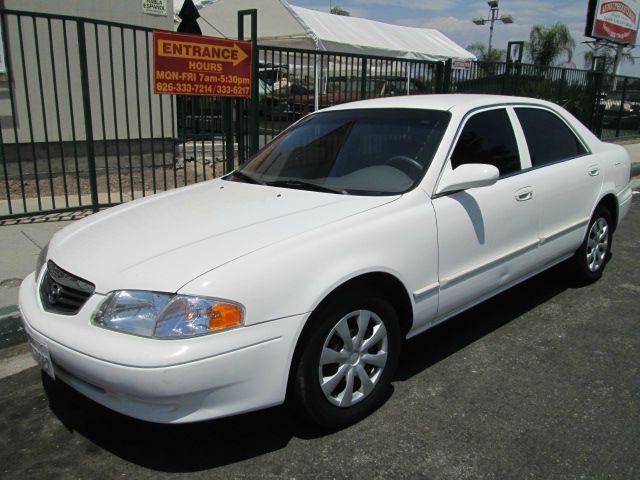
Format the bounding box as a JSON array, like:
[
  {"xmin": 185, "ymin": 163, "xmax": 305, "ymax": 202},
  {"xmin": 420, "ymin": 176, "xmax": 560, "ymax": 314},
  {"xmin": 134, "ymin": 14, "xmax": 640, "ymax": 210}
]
[
  {"xmin": 229, "ymin": 170, "xmax": 265, "ymax": 185},
  {"xmin": 267, "ymin": 179, "xmax": 348, "ymax": 195}
]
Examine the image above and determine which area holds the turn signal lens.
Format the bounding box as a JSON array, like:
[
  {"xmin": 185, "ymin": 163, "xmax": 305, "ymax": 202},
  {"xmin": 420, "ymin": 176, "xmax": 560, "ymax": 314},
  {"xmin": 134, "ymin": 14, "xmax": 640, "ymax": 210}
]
[{"xmin": 209, "ymin": 304, "xmax": 243, "ymax": 331}]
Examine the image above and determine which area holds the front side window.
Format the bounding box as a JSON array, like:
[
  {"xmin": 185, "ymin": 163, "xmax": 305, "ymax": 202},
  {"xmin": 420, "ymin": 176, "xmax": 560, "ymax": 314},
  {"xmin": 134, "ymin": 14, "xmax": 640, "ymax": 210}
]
[
  {"xmin": 515, "ymin": 107, "xmax": 587, "ymax": 167},
  {"xmin": 451, "ymin": 108, "xmax": 521, "ymax": 176},
  {"xmin": 230, "ymin": 108, "xmax": 451, "ymax": 195}
]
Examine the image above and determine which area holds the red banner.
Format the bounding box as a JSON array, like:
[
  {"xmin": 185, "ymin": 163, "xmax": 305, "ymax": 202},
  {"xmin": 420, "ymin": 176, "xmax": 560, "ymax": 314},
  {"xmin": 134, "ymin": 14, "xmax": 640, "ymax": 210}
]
[{"xmin": 153, "ymin": 31, "xmax": 252, "ymax": 97}]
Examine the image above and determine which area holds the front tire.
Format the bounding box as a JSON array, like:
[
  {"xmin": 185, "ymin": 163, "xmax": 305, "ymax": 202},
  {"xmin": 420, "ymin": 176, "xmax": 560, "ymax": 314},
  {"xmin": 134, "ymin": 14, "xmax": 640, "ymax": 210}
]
[
  {"xmin": 291, "ymin": 292, "xmax": 401, "ymax": 428},
  {"xmin": 570, "ymin": 205, "xmax": 613, "ymax": 284}
]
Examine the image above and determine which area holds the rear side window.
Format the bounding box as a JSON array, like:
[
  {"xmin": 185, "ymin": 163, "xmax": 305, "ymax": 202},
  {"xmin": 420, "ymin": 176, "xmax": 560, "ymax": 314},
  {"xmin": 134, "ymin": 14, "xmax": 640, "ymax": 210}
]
[
  {"xmin": 515, "ymin": 108, "xmax": 587, "ymax": 167},
  {"xmin": 451, "ymin": 108, "xmax": 520, "ymax": 176}
]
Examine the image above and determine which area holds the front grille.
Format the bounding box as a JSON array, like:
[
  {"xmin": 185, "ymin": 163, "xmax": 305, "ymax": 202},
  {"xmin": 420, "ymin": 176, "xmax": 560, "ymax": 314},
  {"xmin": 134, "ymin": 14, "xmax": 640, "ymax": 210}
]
[{"xmin": 39, "ymin": 261, "xmax": 95, "ymax": 315}]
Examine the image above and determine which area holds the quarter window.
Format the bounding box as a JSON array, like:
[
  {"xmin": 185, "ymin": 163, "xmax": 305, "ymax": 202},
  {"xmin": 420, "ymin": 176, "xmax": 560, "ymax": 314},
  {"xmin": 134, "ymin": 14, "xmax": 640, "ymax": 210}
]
[
  {"xmin": 451, "ymin": 109, "xmax": 520, "ymax": 176},
  {"xmin": 515, "ymin": 108, "xmax": 586, "ymax": 167}
]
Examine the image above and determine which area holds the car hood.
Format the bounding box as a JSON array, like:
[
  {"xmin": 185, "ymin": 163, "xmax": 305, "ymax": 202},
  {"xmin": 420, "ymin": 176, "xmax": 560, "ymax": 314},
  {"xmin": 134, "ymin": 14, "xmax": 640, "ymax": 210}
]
[{"xmin": 48, "ymin": 179, "xmax": 398, "ymax": 293}]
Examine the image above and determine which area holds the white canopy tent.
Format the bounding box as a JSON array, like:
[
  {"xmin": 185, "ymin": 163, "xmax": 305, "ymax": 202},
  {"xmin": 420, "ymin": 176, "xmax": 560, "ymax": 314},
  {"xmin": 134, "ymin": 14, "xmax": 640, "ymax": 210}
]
[
  {"xmin": 191, "ymin": 0, "xmax": 475, "ymax": 109},
  {"xmin": 195, "ymin": 0, "xmax": 475, "ymax": 62}
]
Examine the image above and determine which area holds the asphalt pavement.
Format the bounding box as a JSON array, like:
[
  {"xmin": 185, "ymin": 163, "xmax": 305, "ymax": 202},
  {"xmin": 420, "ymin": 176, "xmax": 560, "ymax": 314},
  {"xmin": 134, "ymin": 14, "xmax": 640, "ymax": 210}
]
[
  {"xmin": 0, "ymin": 202, "xmax": 638, "ymax": 479},
  {"xmin": 0, "ymin": 144, "xmax": 639, "ymax": 479}
]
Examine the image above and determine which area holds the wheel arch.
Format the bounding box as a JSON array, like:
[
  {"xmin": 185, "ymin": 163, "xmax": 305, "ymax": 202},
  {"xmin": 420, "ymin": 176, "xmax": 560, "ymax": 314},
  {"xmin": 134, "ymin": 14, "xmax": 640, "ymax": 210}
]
[
  {"xmin": 285, "ymin": 271, "xmax": 413, "ymax": 399},
  {"xmin": 595, "ymin": 193, "xmax": 618, "ymax": 232}
]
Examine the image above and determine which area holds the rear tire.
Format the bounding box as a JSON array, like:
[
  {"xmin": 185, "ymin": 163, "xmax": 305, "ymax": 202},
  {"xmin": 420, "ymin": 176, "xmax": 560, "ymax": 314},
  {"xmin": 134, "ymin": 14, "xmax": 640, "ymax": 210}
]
[
  {"xmin": 569, "ymin": 205, "xmax": 613, "ymax": 285},
  {"xmin": 290, "ymin": 291, "xmax": 401, "ymax": 429}
]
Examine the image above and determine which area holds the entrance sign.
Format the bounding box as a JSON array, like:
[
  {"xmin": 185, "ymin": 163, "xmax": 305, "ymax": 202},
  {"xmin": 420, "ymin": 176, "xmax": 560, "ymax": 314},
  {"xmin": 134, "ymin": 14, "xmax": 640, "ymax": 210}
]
[
  {"xmin": 585, "ymin": 0, "xmax": 640, "ymax": 45},
  {"xmin": 153, "ymin": 31, "xmax": 252, "ymax": 97}
]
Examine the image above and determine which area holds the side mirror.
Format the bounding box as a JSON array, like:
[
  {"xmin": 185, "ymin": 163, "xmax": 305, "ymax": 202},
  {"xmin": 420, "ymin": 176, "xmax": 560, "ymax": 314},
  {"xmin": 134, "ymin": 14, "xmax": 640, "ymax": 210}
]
[{"xmin": 436, "ymin": 163, "xmax": 500, "ymax": 195}]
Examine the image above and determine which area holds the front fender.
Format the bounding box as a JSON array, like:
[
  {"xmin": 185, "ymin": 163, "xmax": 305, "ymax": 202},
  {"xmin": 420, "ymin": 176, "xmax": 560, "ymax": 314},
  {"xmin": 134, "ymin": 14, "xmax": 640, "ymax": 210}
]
[{"xmin": 179, "ymin": 191, "xmax": 439, "ymax": 333}]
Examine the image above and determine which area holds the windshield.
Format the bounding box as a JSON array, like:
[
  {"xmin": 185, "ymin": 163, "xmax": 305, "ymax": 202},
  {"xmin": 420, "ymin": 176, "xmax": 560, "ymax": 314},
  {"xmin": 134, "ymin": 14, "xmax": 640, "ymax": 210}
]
[{"xmin": 229, "ymin": 108, "xmax": 450, "ymax": 195}]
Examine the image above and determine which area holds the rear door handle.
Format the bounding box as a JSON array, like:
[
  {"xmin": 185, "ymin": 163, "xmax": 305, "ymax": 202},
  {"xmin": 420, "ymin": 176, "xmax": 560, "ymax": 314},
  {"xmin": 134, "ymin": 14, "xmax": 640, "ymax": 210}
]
[
  {"xmin": 588, "ymin": 165, "xmax": 600, "ymax": 176},
  {"xmin": 515, "ymin": 187, "xmax": 533, "ymax": 201}
]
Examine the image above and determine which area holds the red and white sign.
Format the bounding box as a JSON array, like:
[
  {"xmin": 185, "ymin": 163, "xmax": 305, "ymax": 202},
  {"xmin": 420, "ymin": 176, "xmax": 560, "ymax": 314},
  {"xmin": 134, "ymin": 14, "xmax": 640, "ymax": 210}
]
[
  {"xmin": 591, "ymin": 0, "xmax": 640, "ymax": 44},
  {"xmin": 452, "ymin": 60, "xmax": 472, "ymax": 70},
  {"xmin": 153, "ymin": 31, "xmax": 252, "ymax": 97}
]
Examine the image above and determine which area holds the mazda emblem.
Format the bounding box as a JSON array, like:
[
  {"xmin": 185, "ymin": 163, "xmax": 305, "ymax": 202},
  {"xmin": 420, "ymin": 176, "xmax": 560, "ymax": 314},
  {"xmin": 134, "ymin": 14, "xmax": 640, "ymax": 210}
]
[{"xmin": 48, "ymin": 283, "xmax": 63, "ymax": 305}]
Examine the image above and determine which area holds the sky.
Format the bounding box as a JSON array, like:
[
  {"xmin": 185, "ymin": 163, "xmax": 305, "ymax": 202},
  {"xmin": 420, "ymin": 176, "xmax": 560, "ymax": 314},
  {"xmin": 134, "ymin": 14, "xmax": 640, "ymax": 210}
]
[{"xmin": 174, "ymin": 0, "xmax": 640, "ymax": 77}]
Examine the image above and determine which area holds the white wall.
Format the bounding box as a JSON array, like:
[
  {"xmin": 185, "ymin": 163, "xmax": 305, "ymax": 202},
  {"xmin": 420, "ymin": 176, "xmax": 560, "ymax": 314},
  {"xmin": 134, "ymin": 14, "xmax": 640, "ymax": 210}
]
[{"xmin": 0, "ymin": 0, "xmax": 175, "ymax": 148}]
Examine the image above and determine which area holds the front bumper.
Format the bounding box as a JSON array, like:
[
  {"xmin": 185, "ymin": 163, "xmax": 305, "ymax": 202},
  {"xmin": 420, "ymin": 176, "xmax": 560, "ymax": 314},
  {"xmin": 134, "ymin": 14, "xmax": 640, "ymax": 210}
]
[{"xmin": 19, "ymin": 273, "xmax": 307, "ymax": 423}]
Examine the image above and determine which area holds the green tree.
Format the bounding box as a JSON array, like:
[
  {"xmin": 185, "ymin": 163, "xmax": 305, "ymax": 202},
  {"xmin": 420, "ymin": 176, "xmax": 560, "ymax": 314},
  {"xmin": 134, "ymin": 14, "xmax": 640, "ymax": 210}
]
[
  {"xmin": 466, "ymin": 42, "xmax": 506, "ymax": 62},
  {"xmin": 330, "ymin": 6, "xmax": 350, "ymax": 16},
  {"xmin": 527, "ymin": 23, "xmax": 575, "ymax": 66}
]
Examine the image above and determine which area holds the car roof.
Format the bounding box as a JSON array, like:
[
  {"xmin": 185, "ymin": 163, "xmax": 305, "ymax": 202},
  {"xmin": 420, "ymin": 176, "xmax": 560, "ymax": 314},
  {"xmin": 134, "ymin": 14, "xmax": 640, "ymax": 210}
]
[{"xmin": 322, "ymin": 94, "xmax": 559, "ymax": 113}]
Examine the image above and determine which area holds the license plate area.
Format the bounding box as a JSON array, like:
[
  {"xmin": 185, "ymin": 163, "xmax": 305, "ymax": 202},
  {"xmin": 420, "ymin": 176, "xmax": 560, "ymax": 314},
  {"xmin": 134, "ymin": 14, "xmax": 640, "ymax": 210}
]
[{"xmin": 28, "ymin": 336, "xmax": 55, "ymax": 380}]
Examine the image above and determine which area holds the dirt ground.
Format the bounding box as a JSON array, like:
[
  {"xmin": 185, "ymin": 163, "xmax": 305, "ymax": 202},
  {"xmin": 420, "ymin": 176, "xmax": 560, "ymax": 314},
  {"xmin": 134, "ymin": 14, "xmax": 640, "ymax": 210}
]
[{"xmin": 0, "ymin": 159, "xmax": 228, "ymax": 203}]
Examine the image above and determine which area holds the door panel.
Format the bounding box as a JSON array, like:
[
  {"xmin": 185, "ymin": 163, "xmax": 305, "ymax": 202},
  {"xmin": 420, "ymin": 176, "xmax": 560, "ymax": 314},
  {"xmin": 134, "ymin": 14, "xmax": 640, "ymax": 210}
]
[
  {"xmin": 433, "ymin": 107, "xmax": 539, "ymax": 316},
  {"xmin": 433, "ymin": 176, "xmax": 539, "ymax": 316},
  {"xmin": 513, "ymin": 107, "xmax": 603, "ymax": 262},
  {"xmin": 524, "ymin": 156, "xmax": 603, "ymax": 262}
]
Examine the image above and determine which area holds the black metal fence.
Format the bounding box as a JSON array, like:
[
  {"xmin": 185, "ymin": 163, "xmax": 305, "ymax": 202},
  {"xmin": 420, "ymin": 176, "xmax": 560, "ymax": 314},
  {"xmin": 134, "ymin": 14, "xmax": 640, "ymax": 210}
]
[
  {"xmin": 1, "ymin": 8, "xmax": 640, "ymax": 221},
  {"xmin": 255, "ymin": 46, "xmax": 442, "ymax": 151},
  {"xmin": 449, "ymin": 60, "xmax": 640, "ymax": 141},
  {"xmin": 0, "ymin": 9, "xmax": 236, "ymax": 220}
]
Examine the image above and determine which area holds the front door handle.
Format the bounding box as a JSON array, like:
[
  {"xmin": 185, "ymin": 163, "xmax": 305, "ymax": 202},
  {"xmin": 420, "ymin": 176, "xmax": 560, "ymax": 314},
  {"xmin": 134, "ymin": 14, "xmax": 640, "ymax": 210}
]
[{"xmin": 515, "ymin": 187, "xmax": 533, "ymax": 201}]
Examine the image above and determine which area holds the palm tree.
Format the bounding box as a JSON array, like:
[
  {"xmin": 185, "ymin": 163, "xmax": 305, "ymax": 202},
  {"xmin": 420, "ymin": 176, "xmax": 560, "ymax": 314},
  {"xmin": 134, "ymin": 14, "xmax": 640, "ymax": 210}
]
[
  {"xmin": 584, "ymin": 46, "xmax": 635, "ymax": 73},
  {"xmin": 527, "ymin": 23, "xmax": 575, "ymax": 66},
  {"xmin": 466, "ymin": 42, "xmax": 507, "ymax": 62}
]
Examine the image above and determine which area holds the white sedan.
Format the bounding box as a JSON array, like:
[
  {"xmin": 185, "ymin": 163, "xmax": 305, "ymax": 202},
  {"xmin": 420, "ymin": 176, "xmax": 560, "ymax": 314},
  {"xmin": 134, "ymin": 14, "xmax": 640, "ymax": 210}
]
[{"xmin": 19, "ymin": 94, "xmax": 633, "ymax": 428}]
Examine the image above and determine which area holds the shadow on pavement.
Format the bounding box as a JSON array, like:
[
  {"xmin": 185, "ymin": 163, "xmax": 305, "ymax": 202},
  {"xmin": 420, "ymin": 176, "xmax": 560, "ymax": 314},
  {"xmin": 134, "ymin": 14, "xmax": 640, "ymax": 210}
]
[
  {"xmin": 396, "ymin": 263, "xmax": 574, "ymax": 380},
  {"xmin": 41, "ymin": 262, "xmax": 577, "ymax": 472},
  {"xmin": 42, "ymin": 372, "xmax": 332, "ymax": 472}
]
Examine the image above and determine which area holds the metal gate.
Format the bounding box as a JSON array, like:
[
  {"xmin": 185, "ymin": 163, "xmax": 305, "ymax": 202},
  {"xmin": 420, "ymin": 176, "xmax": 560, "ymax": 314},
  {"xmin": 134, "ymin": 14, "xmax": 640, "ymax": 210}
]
[{"xmin": 0, "ymin": 8, "xmax": 237, "ymax": 220}]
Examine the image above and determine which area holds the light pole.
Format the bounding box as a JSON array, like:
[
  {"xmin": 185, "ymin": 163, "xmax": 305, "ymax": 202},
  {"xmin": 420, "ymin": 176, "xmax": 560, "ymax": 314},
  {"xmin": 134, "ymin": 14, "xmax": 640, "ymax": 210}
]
[{"xmin": 472, "ymin": 1, "xmax": 514, "ymax": 56}]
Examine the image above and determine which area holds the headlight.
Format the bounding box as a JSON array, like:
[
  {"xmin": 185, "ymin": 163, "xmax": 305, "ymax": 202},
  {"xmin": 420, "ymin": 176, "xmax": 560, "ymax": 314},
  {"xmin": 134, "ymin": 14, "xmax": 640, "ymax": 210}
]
[
  {"xmin": 35, "ymin": 241, "xmax": 49, "ymax": 281},
  {"xmin": 92, "ymin": 290, "xmax": 244, "ymax": 339}
]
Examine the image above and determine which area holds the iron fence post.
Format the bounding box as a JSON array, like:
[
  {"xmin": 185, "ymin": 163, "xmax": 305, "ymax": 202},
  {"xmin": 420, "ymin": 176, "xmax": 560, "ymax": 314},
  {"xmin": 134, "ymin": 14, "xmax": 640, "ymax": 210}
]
[
  {"xmin": 238, "ymin": 9, "xmax": 258, "ymax": 157},
  {"xmin": 615, "ymin": 77, "xmax": 628, "ymax": 138},
  {"xmin": 360, "ymin": 57, "xmax": 368, "ymax": 99},
  {"xmin": 77, "ymin": 20, "xmax": 99, "ymax": 212},
  {"xmin": 591, "ymin": 71, "xmax": 605, "ymax": 136},
  {"xmin": 501, "ymin": 61, "xmax": 507, "ymax": 94},
  {"xmin": 558, "ymin": 68, "xmax": 567, "ymax": 106},
  {"xmin": 514, "ymin": 61, "xmax": 522, "ymax": 96},
  {"xmin": 442, "ymin": 58, "xmax": 452, "ymax": 94},
  {"xmin": 223, "ymin": 98, "xmax": 234, "ymax": 173},
  {"xmin": 435, "ymin": 62, "xmax": 444, "ymax": 93}
]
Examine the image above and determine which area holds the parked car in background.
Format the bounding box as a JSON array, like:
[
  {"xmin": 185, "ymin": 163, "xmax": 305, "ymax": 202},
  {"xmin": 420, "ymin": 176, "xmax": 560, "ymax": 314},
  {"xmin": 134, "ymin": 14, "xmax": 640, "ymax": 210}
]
[
  {"xmin": 20, "ymin": 95, "xmax": 632, "ymax": 428},
  {"xmin": 265, "ymin": 76, "xmax": 424, "ymax": 118},
  {"xmin": 602, "ymin": 90, "xmax": 640, "ymax": 130}
]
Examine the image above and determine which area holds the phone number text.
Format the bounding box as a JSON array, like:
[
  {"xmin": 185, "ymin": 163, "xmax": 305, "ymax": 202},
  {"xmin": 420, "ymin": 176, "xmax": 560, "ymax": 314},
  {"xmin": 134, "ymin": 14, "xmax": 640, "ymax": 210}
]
[{"xmin": 156, "ymin": 82, "xmax": 250, "ymax": 96}]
